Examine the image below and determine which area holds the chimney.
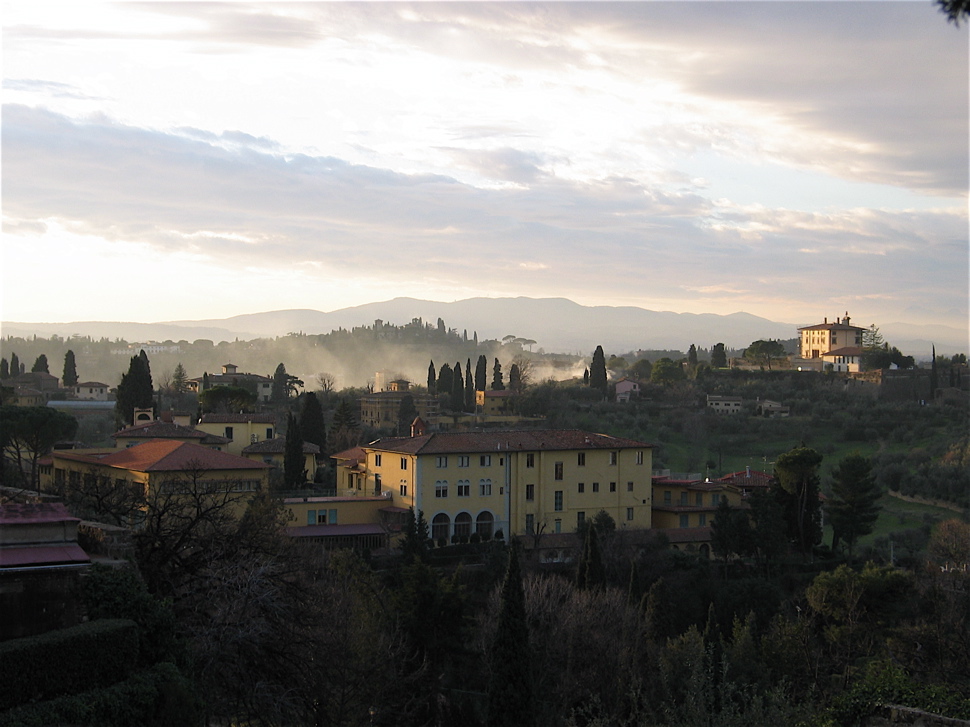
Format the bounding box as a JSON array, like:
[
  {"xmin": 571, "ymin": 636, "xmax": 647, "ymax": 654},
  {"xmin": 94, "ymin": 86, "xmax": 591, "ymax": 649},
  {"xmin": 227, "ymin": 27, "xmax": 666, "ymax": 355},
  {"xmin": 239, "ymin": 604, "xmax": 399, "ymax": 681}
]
[
  {"xmin": 746, "ymin": 465, "xmax": 751, "ymax": 478},
  {"xmin": 824, "ymin": 317, "xmax": 827, "ymax": 324}
]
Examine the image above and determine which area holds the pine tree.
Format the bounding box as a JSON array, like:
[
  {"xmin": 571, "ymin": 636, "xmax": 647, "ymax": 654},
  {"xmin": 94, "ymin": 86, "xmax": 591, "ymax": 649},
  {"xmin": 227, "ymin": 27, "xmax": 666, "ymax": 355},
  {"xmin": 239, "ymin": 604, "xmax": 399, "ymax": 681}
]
[
  {"xmin": 400, "ymin": 508, "xmax": 431, "ymax": 562},
  {"xmin": 283, "ymin": 413, "xmax": 305, "ymax": 488},
  {"xmin": 271, "ymin": 363, "xmax": 291, "ymax": 405},
  {"xmin": 687, "ymin": 344, "xmax": 698, "ymax": 368},
  {"xmin": 427, "ymin": 360, "xmax": 436, "ymax": 393},
  {"xmin": 115, "ymin": 350, "xmax": 154, "ymax": 426},
  {"xmin": 62, "ymin": 350, "xmax": 78, "ymax": 387},
  {"xmin": 31, "ymin": 354, "xmax": 49, "ymax": 374},
  {"xmin": 774, "ymin": 446, "xmax": 823, "ymax": 561},
  {"xmin": 0, "ymin": 359, "xmax": 9, "ymax": 380},
  {"xmin": 589, "ymin": 345, "xmax": 608, "ymax": 392},
  {"xmin": 475, "ymin": 354, "xmax": 488, "ymax": 392},
  {"xmin": 330, "ymin": 399, "xmax": 360, "ymax": 453},
  {"xmin": 170, "ymin": 362, "xmax": 188, "ymax": 394},
  {"xmin": 491, "ymin": 358, "xmax": 505, "ymax": 390},
  {"xmin": 9, "ymin": 353, "xmax": 20, "ymax": 379},
  {"xmin": 300, "ymin": 391, "xmax": 327, "ymax": 453},
  {"xmin": 827, "ymin": 453, "xmax": 881, "ymax": 560},
  {"xmin": 487, "ymin": 543, "xmax": 533, "ymax": 727}
]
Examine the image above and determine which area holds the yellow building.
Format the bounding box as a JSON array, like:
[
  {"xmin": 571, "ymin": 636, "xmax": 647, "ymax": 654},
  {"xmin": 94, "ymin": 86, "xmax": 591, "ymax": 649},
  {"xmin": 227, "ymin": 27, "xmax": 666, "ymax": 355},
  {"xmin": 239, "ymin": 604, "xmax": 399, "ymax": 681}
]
[
  {"xmin": 196, "ymin": 413, "xmax": 277, "ymax": 456},
  {"xmin": 332, "ymin": 429, "xmax": 653, "ymax": 543},
  {"xmin": 798, "ymin": 314, "xmax": 865, "ymax": 360},
  {"xmin": 241, "ymin": 437, "xmax": 320, "ymax": 481},
  {"xmin": 112, "ymin": 420, "xmax": 230, "ymax": 450},
  {"xmin": 358, "ymin": 380, "xmax": 440, "ymax": 430}
]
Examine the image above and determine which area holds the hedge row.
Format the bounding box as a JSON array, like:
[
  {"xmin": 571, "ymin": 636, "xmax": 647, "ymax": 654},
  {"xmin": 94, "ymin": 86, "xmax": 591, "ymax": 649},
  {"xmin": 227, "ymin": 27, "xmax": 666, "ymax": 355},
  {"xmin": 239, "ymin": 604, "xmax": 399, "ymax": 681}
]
[
  {"xmin": 0, "ymin": 662, "xmax": 201, "ymax": 727},
  {"xmin": 0, "ymin": 619, "xmax": 138, "ymax": 711}
]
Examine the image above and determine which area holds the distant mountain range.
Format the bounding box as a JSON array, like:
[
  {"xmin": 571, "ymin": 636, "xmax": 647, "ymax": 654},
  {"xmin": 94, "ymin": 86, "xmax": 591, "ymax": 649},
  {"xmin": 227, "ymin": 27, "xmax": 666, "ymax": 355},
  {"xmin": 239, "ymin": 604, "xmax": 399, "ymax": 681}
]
[{"xmin": 3, "ymin": 297, "xmax": 966, "ymax": 356}]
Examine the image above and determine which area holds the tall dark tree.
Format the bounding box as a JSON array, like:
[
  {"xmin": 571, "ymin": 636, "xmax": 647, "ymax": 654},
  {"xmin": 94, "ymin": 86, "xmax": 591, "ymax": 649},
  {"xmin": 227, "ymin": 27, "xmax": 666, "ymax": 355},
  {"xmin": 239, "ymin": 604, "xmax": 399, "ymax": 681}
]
[
  {"xmin": 583, "ymin": 368, "xmax": 589, "ymax": 385},
  {"xmin": 283, "ymin": 413, "xmax": 305, "ymax": 488},
  {"xmin": 202, "ymin": 372, "xmax": 210, "ymax": 391},
  {"xmin": 452, "ymin": 361, "xmax": 464, "ymax": 410},
  {"xmin": 576, "ymin": 524, "xmax": 604, "ymax": 590},
  {"xmin": 938, "ymin": 0, "xmax": 969, "ymax": 27},
  {"xmin": 0, "ymin": 358, "xmax": 9, "ymax": 380},
  {"xmin": 687, "ymin": 344, "xmax": 698, "ymax": 368},
  {"xmin": 589, "ymin": 345, "xmax": 608, "ymax": 392},
  {"xmin": 744, "ymin": 339, "xmax": 786, "ymax": 370},
  {"xmin": 491, "ymin": 358, "xmax": 505, "ymax": 391},
  {"xmin": 300, "ymin": 391, "xmax": 327, "ymax": 452},
  {"xmin": 509, "ymin": 363, "xmax": 522, "ymax": 393},
  {"xmin": 487, "ymin": 543, "xmax": 533, "ymax": 727},
  {"xmin": 475, "ymin": 354, "xmax": 488, "ymax": 392},
  {"xmin": 330, "ymin": 399, "xmax": 360, "ymax": 453},
  {"xmin": 1, "ymin": 405, "xmax": 78, "ymax": 489},
  {"xmin": 930, "ymin": 345, "xmax": 939, "ymax": 400},
  {"xmin": 170, "ymin": 362, "xmax": 188, "ymax": 394},
  {"xmin": 399, "ymin": 508, "xmax": 431, "ymax": 562},
  {"xmin": 827, "ymin": 453, "xmax": 881, "ymax": 560},
  {"xmin": 10, "ymin": 353, "xmax": 21, "ymax": 377},
  {"xmin": 62, "ymin": 350, "xmax": 78, "ymax": 387},
  {"xmin": 774, "ymin": 446, "xmax": 823, "ymax": 561},
  {"xmin": 427, "ymin": 360, "xmax": 436, "ymax": 394},
  {"xmin": 31, "ymin": 354, "xmax": 49, "ymax": 374},
  {"xmin": 271, "ymin": 363, "xmax": 301, "ymax": 405},
  {"xmin": 437, "ymin": 363, "xmax": 453, "ymax": 398},
  {"xmin": 710, "ymin": 499, "xmax": 754, "ymax": 570},
  {"xmin": 115, "ymin": 350, "xmax": 154, "ymax": 426},
  {"xmin": 711, "ymin": 342, "xmax": 727, "ymax": 368},
  {"xmin": 464, "ymin": 359, "xmax": 475, "ymax": 412},
  {"xmin": 643, "ymin": 577, "xmax": 674, "ymax": 644},
  {"xmin": 397, "ymin": 394, "xmax": 418, "ymax": 435}
]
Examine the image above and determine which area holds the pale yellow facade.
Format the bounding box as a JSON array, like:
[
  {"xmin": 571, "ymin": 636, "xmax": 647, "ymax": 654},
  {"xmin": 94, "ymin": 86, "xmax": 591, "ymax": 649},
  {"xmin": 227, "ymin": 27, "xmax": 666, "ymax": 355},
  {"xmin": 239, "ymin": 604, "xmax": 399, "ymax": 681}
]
[
  {"xmin": 798, "ymin": 315, "xmax": 865, "ymax": 360},
  {"xmin": 196, "ymin": 414, "xmax": 276, "ymax": 456}
]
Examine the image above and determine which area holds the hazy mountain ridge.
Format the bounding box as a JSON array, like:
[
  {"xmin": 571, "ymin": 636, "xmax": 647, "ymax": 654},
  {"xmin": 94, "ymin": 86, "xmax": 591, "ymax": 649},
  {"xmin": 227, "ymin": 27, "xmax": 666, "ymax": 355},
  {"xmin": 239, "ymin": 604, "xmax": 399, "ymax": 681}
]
[{"xmin": 4, "ymin": 297, "xmax": 966, "ymax": 356}]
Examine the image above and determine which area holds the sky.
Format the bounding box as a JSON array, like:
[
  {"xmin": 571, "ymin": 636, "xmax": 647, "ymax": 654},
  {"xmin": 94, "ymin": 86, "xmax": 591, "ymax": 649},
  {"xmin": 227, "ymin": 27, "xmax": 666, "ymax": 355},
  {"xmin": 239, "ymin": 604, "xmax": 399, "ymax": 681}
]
[{"xmin": 2, "ymin": 1, "xmax": 968, "ymax": 331}]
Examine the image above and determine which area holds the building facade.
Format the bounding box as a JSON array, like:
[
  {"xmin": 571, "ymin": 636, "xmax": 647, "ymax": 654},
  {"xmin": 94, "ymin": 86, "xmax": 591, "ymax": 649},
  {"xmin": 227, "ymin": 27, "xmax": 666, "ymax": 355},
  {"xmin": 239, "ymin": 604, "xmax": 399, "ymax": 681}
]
[{"xmin": 798, "ymin": 314, "xmax": 865, "ymax": 360}]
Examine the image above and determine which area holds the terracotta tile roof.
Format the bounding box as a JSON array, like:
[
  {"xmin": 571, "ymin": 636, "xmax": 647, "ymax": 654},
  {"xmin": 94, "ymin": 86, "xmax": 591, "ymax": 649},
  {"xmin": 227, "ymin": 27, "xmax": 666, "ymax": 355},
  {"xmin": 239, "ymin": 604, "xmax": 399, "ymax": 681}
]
[
  {"xmin": 55, "ymin": 440, "xmax": 270, "ymax": 473},
  {"xmin": 798, "ymin": 322, "xmax": 866, "ymax": 332},
  {"xmin": 822, "ymin": 346, "xmax": 863, "ymax": 357},
  {"xmin": 242, "ymin": 438, "xmax": 320, "ymax": 455},
  {"xmin": 75, "ymin": 381, "xmax": 108, "ymax": 388},
  {"xmin": 366, "ymin": 429, "xmax": 652, "ymax": 455},
  {"xmin": 331, "ymin": 447, "xmax": 366, "ymax": 467},
  {"xmin": 200, "ymin": 413, "xmax": 276, "ymax": 424},
  {"xmin": 112, "ymin": 421, "xmax": 230, "ymax": 445},
  {"xmin": 717, "ymin": 469, "xmax": 773, "ymax": 489},
  {"xmin": 286, "ymin": 524, "xmax": 387, "ymax": 538}
]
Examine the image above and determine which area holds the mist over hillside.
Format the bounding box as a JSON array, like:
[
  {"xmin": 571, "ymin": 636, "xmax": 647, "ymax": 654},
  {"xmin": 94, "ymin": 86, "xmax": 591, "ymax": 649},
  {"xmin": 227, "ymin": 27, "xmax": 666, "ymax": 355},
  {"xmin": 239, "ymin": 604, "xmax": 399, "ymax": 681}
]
[{"xmin": 4, "ymin": 297, "xmax": 965, "ymax": 357}]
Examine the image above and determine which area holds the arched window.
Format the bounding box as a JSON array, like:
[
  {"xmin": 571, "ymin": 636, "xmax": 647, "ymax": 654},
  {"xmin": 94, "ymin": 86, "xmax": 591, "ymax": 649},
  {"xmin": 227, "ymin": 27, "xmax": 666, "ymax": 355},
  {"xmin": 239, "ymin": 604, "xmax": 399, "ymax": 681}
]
[
  {"xmin": 475, "ymin": 511, "xmax": 494, "ymax": 538},
  {"xmin": 454, "ymin": 512, "xmax": 472, "ymax": 538},
  {"xmin": 479, "ymin": 478, "xmax": 492, "ymax": 496},
  {"xmin": 431, "ymin": 513, "xmax": 450, "ymax": 542}
]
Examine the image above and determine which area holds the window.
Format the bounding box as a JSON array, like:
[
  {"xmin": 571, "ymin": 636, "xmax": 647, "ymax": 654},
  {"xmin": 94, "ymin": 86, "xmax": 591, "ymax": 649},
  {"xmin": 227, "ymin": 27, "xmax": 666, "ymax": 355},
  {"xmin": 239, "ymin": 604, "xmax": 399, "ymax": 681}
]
[
  {"xmin": 577, "ymin": 511, "xmax": 586, "ymax": 527},
  {"xmin": 476, "ymin": 511, "xmax": 494, "ymax": 538},
  {"xmin": 696, "ymin": 492, "xmax": 703, "ymax": 506},
  {"xmin": 636, "ymin": 450, "xmax": 644, "ymax": 465},
  {"xmin": 479, "ymin": 479, "xmax": 492, "ymax": 496},
  {"xmin": 399, "ymin": 484, "xmax": 408, "ymax": 497},
  {"xmin": 400, "ymin": 457, "xmax": 408, "ymax": 470},
  {"xmin": 711, "ymin": 493, "xmax": 720, "ymax": 506},
  {"xmin": 626, "ymin": 507, "xmax": 634, "ymax": 521},
  {"xmin": 610, "ymin": 482, "xmax": 616, "ymax": 493},
  {"xmin": 307, "ymin": 509, "xmax": 316, "ymax": 525},
  {"xmin": 578, "ymin": 482, "xmax": 585, "ymax": 493},
  {"xmin": 436, "ymin": 456, "xmax": 448, "ymax": 468},
  {"xmin": 525, "ymin": 514, "xmax": 535, "ymax": 534},
  {"xmin": 525, "ymin": 484, "xmax": 535, "ymax": 501},
  {"xmin": 454, "ymin": 512, "xmax": 472, "ymax": 538},
  {"xmin": 577, "ymin": 452, "xmax": 586, "ymax": 466},
  {"xmin": 480, "ymin": 455, "xmax": 492, "ymax": 467},
  {"xmin": 554, "ymin": 462, "xmax": 563, "ymax": 480},
  {"xmin": 266, "ymin": 427, "xmax": 274, "ymax": 439},
  {"xmin": 680, "ymin": 492, "xmax": 688, "ymax": 506},
  {"xmin": 609, "ymin": 451, "xmax": 617, "ymax": 465},
  {"xmin": 554, "ymin": 519, "xmax": 562, "ymax": 534},
  {"xmin": 458, "ymin": 455, "xmax": 470, "ymax": 467},
  {"xmin": 374, "ymin": 454, "xmax": 382, "ymax": 467},
  {"xmin": 435, "ymin": 480, "xmax": 448, "ymax": 498},
  {"xmin": 432, "ymin": 513, "xmax": 450, "ymax": 542},
  {"xmin": 698, "ymin": 513, "xmax": 707, "ymax": 526},
  {"xmin": 664, "ymin": 491, "xmax": 671, "ymax": 504},
  {"xmin": 554, "ymin": 490, "xmax": 563, "ymax": 511},
  {"xmin": 457, "ymin": 480, "xmax": 470, "ymax": 497},
  {"xmin": 627, "ymin": 481, "xmax": 634, "ymax": 492},
  {"xmin": 225, "ymin": 426, "xmax": 234, "ymax": 439},
  {"xmin": 680, "ymin": 514, "xmax": 689, "ymax": 528},
  {"xmin": 592, "ymin": 482, "xmax": 600, "ymax": 493},
  {"xmin": 526, "ymin": 453, "xmax": 535, "ymax": 468}
]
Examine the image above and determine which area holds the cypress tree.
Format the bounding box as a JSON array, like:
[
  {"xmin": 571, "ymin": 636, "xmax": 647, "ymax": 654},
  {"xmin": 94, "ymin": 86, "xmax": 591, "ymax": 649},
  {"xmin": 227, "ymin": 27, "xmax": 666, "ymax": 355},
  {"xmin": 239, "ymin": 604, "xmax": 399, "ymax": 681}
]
[
  {"xmin": 487, "ymin": 543, "xmax": 533, "ymax": 727},
  {"xmin": 283, "ymin": 413, "xmax": 305, "ymax": 488},
  {"xmin": 9, "ymin": 353, "xmax": 20, "ymax": 379},
  {"xmin": 31, "ymin": 354, "xmax": 49, "ymax": 374},
  {"xmin": 437, "ymin": 363, "xmax": 453, "ymax": 397},
  {"xmin": 687, "ymin": 344, "xmax": 698, "ymax": 368},
  {"xmin": 300, "ymin": 391, "xmax": 327, "ymax": 453},
  {"xmin": 491, "ymin": 358, "xmax": 505, "ymax": 391},
  {"xmin": 589, "ymin": 345, "xmax": 608, "ymax": 392},
  {"xmin": 115, "ymin": 350, "xmax": 154, "ymax": 426},
  {"xmin": 452, "ymin": 361, "xmax": 464, "ymax": 410},
  {"xmin": 711, "ymin": 343, "xmax": 727, "ymax": 369},
  {"xmin": 427, "ymin": 360, "xmax": 436, "ymax": 393},
  {"xmin": 509, "ymin": 363, "xmax": 521, "ymax": 393},
  {"xmin": 0, "ymin": 359, "xmax": 9, "ymax": 380},
  {"xmin": 475, "ymin": 354, "xmax": 488, "ymax": 392},
  {"xmin": 62, "ymin": 350, "xmax": 78, "ymax": 387},
  {"xmin": 930, "ymin": 345, "xmax": 938, "ymax": 400},
  {"xmin": 464, "ymin": 359, "xmax": 475, "ymax": 412}
]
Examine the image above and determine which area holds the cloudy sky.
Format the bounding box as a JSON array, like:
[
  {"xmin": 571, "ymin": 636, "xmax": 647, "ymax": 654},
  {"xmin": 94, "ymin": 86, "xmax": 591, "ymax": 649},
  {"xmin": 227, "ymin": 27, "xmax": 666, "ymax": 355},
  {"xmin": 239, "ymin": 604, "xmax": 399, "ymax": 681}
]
[{"xmin": 2, "ymin": 2, "xmax": 967, "ymax": 330}]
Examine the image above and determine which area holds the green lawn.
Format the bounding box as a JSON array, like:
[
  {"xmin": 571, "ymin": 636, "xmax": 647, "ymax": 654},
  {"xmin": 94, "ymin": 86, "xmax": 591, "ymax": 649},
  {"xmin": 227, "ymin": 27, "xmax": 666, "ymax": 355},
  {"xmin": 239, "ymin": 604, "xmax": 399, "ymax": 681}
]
[{"xmin": 822, "ymin": 491, "xmax": 960, "ymax": 552}]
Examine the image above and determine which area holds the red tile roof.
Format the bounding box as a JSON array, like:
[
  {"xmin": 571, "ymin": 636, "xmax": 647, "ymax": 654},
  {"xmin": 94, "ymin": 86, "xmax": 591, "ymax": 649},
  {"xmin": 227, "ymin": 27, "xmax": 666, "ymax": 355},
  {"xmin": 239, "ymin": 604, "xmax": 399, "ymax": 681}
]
[
  {"xmin": 0, "ymin": 502, "xmax": 79, "ymax": 526},
  {"xmin": 366, "ymin": 429, "xmax": 652, "ymax": 455},
  {"xmin": 286, "ymin": 524, "xmax": 387, "ymax": 538},
  {"xmin": 0, "ymin": 544, "xmax": 90, "ymax": 568},
  {"xmin": 55, "ymin": 440, "xmax": 270, "ymax": 473},
  {"xmin": 717, "ymin": 469, "xmax": 773, "ymax": 489},
  {"xmin": 822, "ymin": 346, "xmax": 863, "ymax": 357},
  {"xmin": 112, "ymin": 421, "xmax": 230, "ymax": 444}
]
